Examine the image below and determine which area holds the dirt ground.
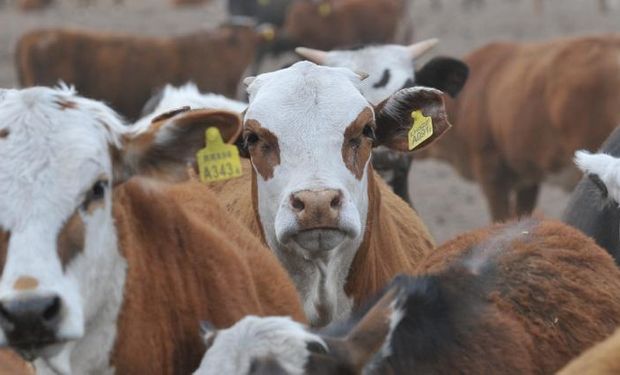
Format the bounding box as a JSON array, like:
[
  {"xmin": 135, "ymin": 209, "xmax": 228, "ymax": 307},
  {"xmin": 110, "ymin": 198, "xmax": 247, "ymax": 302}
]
[{"xmin": 1, "ymin": 0, "xmax": 619, "ymax": 243}]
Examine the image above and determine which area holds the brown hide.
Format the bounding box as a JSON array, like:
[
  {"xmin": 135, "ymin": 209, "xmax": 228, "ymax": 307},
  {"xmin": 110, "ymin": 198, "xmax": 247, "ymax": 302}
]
[
  {"xmin": 559, "ymin": 327, "xmax": 620, "ymax": 375},
  {"xmin": 16, "ymin": 27, "xmax": 257, "ymax": 120},
  {"xmin": 417, "ymin": 220, "xmax": 620, "ymax": 374},
  {"xmin": 423, "ymin": 34, "xmax": 620, "ymax": 220},
  {"xmin": 0, "ymin": 351, "xmax": 32, "ymax": 375},
  {"xmin": 110, "ymin": 178, "xmax": 305, "ymax": 373},
  {"xmin": 283, "ymin": 0, "xmax": 404, "ymax": 50},
  {"xmin": 207, "ymin": 160, "xmax": 435, "ymax": 307}
]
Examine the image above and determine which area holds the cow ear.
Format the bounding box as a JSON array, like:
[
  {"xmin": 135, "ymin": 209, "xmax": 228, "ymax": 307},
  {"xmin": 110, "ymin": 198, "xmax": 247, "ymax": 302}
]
[
  {"xmin": 335, "ymin": 286, "xmax": 401, "ymax": 372},
  {"xmin": 115, "ymin": 108, "xmax": 242, "ymax": 183},
  {"xmin": 575, "ymin": 151, "xmax": 620, "ymax": 201},
  {"xmin": 374, "ymin": 87, "xmax": 451, "ymax": 152},
  {"xmin": 415, "ymin": 57, "xmax": 469, "ymax": 97}
]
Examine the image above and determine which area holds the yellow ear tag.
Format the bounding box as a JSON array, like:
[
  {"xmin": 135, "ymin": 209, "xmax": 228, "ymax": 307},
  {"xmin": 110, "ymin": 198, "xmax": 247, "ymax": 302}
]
[
  {"xmin": 196, "ymin": 127, "xmax": 243, "ymax": 183},
  {"xmin": 408, "ymin": 110, "xmax": 433, "ymax": 151},
  {"xmin": 318, "ymin": 2, "xmax": 332, "ymax": 17},
  {"xmin": 260, "ymin": 26, "xmax": 276, "ymax": 42}
]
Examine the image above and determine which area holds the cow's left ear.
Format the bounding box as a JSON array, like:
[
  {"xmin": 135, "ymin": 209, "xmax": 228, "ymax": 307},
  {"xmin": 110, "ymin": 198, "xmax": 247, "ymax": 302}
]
[
  {"xmin": 374, "ymin": 87, "xmax": 450, "ymax": 152},
  {"xmin": 115, "ymin": 108, "xmax": 242, "ymax": 183},
  {"xmin": 414, "ymin": 57, "xmax": 469, "ymax": 98}
]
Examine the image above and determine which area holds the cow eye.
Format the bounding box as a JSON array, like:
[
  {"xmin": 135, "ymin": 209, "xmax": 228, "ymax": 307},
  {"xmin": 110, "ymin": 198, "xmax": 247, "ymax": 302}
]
[
  {"xmin": 244, "ymin": 132, "xmax": 259, "ymax": 148},
  {"xmin": 91, "ymin": 180, "xmax": 107, "ymax": 201},
  {"xmin": 362, "ymin": 124, "xmax": 376, "ymax": 140}
]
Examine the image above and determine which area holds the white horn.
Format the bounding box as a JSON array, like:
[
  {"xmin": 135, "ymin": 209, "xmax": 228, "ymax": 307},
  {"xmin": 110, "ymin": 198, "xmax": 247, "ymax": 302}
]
[
  {"xmin": 407, "ymin": 38, "xmax": 440, "ymax": 59},
  {"xmin": 295, "ymin": 47, "xmax": 329, "ymax": 65}
]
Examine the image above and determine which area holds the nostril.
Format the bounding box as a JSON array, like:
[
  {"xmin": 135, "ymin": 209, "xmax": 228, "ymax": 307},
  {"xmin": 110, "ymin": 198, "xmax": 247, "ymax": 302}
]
[
  {"xmin": 330, "ymin": 194, "xmax": 342, "ymax": 209},
  {"xmin": 43, "ymin": 297, "xmax": 61, "ymax": 322},
  {"xmin": 291, "ymin": 196, "xmax": 305, "ymax": 212}
]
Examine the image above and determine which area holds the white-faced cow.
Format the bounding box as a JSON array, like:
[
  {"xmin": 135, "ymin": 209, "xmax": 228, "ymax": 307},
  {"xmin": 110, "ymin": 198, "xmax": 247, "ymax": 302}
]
[
  {"xmin": 296, "ymin": 40, "xmax": 469, "ymax": 203},
  {"xmin": 0, "ymin": 86, "xmax": 305, "ymax": 373},
  {"xmin": 194, "ymin": 219, "xmax": 620, "ymax": 374},
  {"xmin": 208, "ymin": 61, "xmax": 452, "ymax": 326}
]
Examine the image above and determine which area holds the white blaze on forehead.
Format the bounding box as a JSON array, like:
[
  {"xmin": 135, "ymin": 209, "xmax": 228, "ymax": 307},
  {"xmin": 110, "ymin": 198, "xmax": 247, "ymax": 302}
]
[
  {"xmin": 575, "ymin": 150, "xmax": 620, "ymax": 201},
  {"xmin": 321, "ymin": 45, "xmax": 415, "ymax": 105},
  {"xmin": 195, "ymin": 316, "xmax": 324, "ymax": 375}
]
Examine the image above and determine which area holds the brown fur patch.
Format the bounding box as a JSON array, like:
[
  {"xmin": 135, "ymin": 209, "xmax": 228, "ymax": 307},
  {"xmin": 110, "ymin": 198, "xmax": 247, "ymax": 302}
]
[
  {"xmin": 109, "ymin": 178, "xmax": 305, "ymax": 373},
  {"xmin": 0, "ymin": 129, "xmax": 9, "ymax": 139},
  {"xmin": 13, "ymin": 276, "xmax": 39, "ymax": 291},
  {"xmin": 57, "ymin": 211, "xmax": 85, "ymax": 269},
  {"xmin": 245, "ymin": 119, "xmax": 281, "ymax": 180},
  {"xmin": 0, "ymin": 230, "xmax": 9, "ymax": 277},
  {"xmin": 342, "ymin": 108, "xmax": 374, "ymax": 180},
  {"xmin": 55, "ymin": 99, "xmax": 78, "ymax": 110}
]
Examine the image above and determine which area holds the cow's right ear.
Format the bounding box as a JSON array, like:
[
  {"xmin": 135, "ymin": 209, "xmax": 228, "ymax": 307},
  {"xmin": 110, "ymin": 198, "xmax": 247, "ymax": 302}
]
[
  {"xmin": 114, "ymin": 108, "xmax": 242, "ymax": 183},
  {"xmin": 374, "ymin": 87, "xmax": 451, "ymax": 152}
]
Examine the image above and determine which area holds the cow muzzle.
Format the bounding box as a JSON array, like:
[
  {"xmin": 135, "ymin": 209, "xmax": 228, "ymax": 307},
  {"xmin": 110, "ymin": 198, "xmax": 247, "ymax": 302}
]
[
  {"xmin": 281, "ymin": 189, "xmax": 356, "ymax": 252},
  {"xmin": 0, "ymin": 294, "xmax": 64, "ymax": 360}
]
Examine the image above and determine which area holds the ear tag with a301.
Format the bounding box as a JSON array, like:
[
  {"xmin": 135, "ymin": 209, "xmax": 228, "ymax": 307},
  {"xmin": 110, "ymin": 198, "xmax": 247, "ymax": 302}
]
[
  {"xmin": 408, "ymin": 110, "xmax": 433, "ymax": 151},
  {"xmin": 196, "ymin": 127, "xmax": 243, "ymax": 183}
]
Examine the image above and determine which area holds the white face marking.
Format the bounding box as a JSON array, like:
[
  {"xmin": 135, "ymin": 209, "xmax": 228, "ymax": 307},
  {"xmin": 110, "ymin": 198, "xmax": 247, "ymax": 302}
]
[
  {"xmin": 245, "ymin": 62, "xmax": 373, "ymax": 322},
  {"xmin": 194, "ymin": 316, "xmax": 323, "ymax": 375},
  {"xmin": 0, "ymin": 87, "xmax": 128, "ymax": 372},
  {"xmin": 323, "ymin": 45, "xmax": 415, "ymax": 105}
]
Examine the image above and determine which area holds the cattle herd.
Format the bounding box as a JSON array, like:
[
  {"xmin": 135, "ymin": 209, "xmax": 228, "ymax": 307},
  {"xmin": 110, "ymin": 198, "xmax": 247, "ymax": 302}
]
[{"xmin": 0, "ymin": 0, "xmax": 620, "ymax": 374}]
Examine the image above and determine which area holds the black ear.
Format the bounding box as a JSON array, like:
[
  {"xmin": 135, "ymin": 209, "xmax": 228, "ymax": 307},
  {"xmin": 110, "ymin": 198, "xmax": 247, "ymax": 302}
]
[{"xmin": 415, "ymin": 57, "xmax": 469, "ymax": 98}]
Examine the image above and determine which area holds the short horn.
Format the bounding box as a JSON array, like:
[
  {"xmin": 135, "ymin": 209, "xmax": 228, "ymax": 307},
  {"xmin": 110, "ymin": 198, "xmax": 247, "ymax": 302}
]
[
  {"xmin": 407, "ymin": 38, "xmax": 439, "ymax": 59},
  {"xmin": 295, "ymin": 47, "xmax": 329, "ymax": 65}
]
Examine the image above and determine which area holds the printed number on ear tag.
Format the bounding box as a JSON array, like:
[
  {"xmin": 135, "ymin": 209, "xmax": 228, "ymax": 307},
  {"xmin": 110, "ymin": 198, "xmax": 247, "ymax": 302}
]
[
  {"xmin": 318, "ymin": 2, "xmax": 332, "ymax": 16},
  {"xmin": 196, "ymin": 127, "xmax": 243, "ymax": 183},
  {"xmin": 408, "ymin": 110, "xmax": 433, "ymax": 151}
]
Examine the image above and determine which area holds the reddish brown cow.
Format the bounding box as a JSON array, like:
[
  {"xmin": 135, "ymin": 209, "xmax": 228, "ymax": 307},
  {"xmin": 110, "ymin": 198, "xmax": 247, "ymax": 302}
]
[
  {"xmin": 194, "ymin": 219, "xmax": 620, "ymax": 374},
  {"xmin": 15, "ymin": 26, "xmax": 258, "ymax": 120},
  {"xmin": 422, "ymin": 34, "xmax": 620, "ymax": 221}
]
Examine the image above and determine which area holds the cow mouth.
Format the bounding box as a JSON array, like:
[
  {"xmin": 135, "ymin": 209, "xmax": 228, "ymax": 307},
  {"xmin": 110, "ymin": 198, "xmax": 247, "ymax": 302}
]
[
  {"xmin": 10, "ymin": 339, "xmax": 62, "ymax": 362},
  {"xmin": 292, "ymin": 228, "xmax": 348, "ymax": 252}
]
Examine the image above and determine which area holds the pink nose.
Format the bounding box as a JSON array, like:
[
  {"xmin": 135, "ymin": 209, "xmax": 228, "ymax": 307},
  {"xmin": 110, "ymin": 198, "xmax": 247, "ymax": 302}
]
[{"xmin": 290, "ymin": 189, "xmax": 343, "ymax": 230}]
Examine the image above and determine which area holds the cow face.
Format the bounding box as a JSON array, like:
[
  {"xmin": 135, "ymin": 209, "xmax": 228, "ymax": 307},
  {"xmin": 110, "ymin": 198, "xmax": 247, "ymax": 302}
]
[
  {"xmin": 243, "ymin": 61, "xmax": 449, "ymax": 268},
  {"xmin": 0, "ymin": 87, "xmax": 240, "ymax": 368},
  {"xmin": 296, "ymin": 40, "xmax": 469, "ymax": 105}
]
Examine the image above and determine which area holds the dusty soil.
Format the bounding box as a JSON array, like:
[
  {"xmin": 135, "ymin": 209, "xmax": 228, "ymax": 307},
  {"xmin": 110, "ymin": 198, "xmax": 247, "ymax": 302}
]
[{"xmin": 1, "ymin": 0, "xmax": 618, "ymax": 243}]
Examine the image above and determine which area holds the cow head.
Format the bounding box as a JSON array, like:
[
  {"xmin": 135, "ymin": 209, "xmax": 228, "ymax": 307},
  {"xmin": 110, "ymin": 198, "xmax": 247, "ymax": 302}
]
[
  {"xmin": 0, "ymin": 87, "xmax": 240, "ymax": 370},
  {"xmin": 194, "ymin": 277, "xmax": 403, "ymax": 375},
  {"xmin": 242, "ymin": 61, "xmax": 448, "ymax": 271},
  {"xmin": 295, "ymin": 40, "xmax": 469, "ymax": 105}
]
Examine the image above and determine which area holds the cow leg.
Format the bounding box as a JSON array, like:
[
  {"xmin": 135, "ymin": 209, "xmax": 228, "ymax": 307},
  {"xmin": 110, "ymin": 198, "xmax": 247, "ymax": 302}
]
[
  {"xmin": 474, "ymin": 157, "xmax": 512, "ymax": 222},
  {"xmin": 515, "ymin": 184, "xmax": 540, "ymax": 217}
]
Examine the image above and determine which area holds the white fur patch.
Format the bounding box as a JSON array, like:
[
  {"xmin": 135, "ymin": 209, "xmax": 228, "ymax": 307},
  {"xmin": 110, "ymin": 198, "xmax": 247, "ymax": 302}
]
[
  {"xmin": 575, "ymin": 150, "xmax": 620, "ymax": 202},
  {"xmin": 194, "ymin": 316, "xmax": 324, "ymax": 375}
]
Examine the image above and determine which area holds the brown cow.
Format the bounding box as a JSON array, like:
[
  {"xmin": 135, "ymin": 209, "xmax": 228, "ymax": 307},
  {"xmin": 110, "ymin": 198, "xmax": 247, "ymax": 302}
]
[
  {"xmin": 0, "ymin": 86, "xmax": 304, "ymax": 373},
  {"xmin": 15, "ymin": 25, "xmax": 258, "ymax": 120},
  {"xmin": 420, "ymin": 34, "xmax": 620, "ymax": 221},
  {"xmin": 194, "ymin": 219, "xmax": 620, "ymax": 374},
  {"xmin": 206, "ymin": 62, "xmax": 445, "ymax": 327}
]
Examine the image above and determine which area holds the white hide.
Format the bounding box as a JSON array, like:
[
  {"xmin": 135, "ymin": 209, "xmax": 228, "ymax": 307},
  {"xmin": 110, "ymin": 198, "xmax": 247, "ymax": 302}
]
[
  {"xmin": 306, "ymin": 45, "xmax": 417, "ymax": 106},
  {"xmin": 136, "ymin": 83, "xmax": 247, "ymax": 129},
  {"xmin": 575, "ymin": 150, "xmax": 620, "ymax": 201},
  {"xmin": 194, "ymin": 316, "xmax": 324, "ymax": 375},
  {"xmin": 0, "ymin": 86, "xmax": 128, "ymax": 374},
  {"xmin": 245, "ymin": 61, "xmax": 372, "ymax": 324}
]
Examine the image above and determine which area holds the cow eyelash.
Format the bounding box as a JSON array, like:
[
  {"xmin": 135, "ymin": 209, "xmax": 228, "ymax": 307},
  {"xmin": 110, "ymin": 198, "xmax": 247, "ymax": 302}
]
[
  {"xmin": 82, "ymin": 179, "xmax": 108, "ymax": 209},
  {"xmin": 243, "ymin": 132, "xmax": 259, "ymax": 148},
  {"xmin": 362, "ymin": 124, "xmax": 376, "ymax": 140}
]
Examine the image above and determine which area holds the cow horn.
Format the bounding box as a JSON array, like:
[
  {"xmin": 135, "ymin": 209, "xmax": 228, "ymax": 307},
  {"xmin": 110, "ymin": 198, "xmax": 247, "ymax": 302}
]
[
  {"xmin": 295, "ymin": 47, "xmax": 329, "ymax": 65},
  {"xmin": 407, "ymin": 38, "xmax": 439, "ymax": 59}
]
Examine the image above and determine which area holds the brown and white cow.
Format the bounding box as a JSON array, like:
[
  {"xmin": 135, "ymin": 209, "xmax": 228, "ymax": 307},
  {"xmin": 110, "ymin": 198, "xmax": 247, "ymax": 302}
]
[
  {"xmin": 208, "ymin": 61, "xmax": 449, "ymax": 326},
  {"xmin": 194, "ymin": 219, "xmax": 620, "ymax": 374},
  {"xmin": 0, "ymin": 86, "xmax": 305, "ymax": 373},
  {"xmin": 419, "ymin": 34, "xmax": 620, "ymax": 221}
]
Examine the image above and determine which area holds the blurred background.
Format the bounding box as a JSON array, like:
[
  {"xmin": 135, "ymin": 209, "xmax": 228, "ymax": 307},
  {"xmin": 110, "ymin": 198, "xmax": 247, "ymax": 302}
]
[{"xmin": 1, "ymin": 0, "xmax": 618, "ymax": 243}]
